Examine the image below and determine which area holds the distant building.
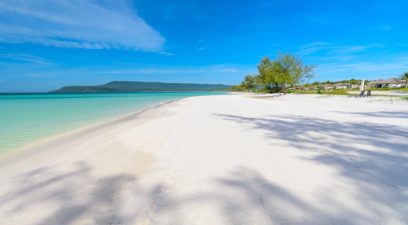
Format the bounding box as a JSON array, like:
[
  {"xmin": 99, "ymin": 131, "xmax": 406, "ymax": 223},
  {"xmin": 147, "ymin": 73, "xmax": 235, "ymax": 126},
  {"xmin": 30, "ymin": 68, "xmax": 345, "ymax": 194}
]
[
  {"xmin": 333, "ymin": 83, "xmax": 360, "ymax": 89},
  {"xmin": 322, "ymin": 84, "xmax": 334, "ymax": 90},
  {"xmin": 335, "ymin": 83, "xmax": 348, "ymax": 89},
  {"xmin": 370, "ymin": 79, "xmax": 406, "ymax": 88}
]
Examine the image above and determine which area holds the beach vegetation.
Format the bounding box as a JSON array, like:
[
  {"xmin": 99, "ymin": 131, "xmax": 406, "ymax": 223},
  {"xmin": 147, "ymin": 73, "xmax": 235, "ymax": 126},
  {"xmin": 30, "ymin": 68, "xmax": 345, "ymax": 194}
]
[
  {"xmin": 257, "ymin": 54, "xmax": 315, "ymax": 93},
  {"xmin": 235, "ymin": 53, "xmax": 315, "ymax": 93},
  {"xmin": 230, "ymin": 85, "xmax": 246, "ymax": 91},
  {"xmin": 241, "ymin": 75, "xmax": 257, "ymax": 92},
  {"xmin": 321, "ymin": 89, "xmax": 349, "ymax": 95},
  {"xmin": 317, "ymin": 86, "xmax": 323, "ymax": 94},
  {"xmin": 402, "ymin": 72, "xmax": 408, "ymax": 87}
]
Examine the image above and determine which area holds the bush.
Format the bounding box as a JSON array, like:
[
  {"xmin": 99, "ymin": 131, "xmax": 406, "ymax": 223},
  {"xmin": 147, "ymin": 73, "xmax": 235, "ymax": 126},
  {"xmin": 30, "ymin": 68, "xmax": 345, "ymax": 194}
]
[{"xmin": 322, "ymin": 89, "xmax": 348, "ymax": 95}]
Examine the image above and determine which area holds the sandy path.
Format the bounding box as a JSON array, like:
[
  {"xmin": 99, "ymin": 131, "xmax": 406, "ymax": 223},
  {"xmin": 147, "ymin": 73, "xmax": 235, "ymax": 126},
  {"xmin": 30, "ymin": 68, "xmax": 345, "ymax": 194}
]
[{"xmin": 0, "ymin": 94, "xmax": 407, "ymax": 225}]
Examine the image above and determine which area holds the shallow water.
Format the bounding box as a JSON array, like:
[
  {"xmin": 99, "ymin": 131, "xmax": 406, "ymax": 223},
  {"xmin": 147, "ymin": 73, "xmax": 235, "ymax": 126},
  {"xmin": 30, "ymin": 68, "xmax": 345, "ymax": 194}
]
[{"xmin": 0, "ymin": 92, "xmax": 224, "ymax": 153}]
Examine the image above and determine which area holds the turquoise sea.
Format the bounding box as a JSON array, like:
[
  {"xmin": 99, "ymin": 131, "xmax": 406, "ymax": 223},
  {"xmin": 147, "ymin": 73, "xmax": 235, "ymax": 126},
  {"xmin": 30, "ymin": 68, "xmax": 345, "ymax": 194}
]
[{"xmin": 0, "ymin": 92, "xmax": 223, "ymax": 153}]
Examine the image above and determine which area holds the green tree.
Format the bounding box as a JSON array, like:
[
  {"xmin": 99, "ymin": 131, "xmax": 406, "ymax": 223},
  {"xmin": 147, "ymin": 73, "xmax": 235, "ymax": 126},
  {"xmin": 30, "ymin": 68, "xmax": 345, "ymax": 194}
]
[
  {"xmin": 257, "ymin": 53, "xmax": 315, "ymax": 93},
  {"xmin": 241, "ymin": 75, "xmax": 257, "ymax": 92},
  {"xmin": 402, "ymin": 72, "xmax": 408, "ymax": 87},
  {"xmin": 349, "ymin": 79, "xmax": 360, "ymax": 85},
  {"xmin": 230, "ymin": 85, "xmax": 245, "ymax": 91}
]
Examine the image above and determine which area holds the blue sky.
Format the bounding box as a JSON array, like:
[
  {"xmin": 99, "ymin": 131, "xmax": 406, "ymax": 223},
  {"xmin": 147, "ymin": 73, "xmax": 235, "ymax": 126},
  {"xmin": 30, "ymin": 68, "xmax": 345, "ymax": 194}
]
[{"xmin": 0, "ymin": 0, "xmax": 407, "ymax": 92}]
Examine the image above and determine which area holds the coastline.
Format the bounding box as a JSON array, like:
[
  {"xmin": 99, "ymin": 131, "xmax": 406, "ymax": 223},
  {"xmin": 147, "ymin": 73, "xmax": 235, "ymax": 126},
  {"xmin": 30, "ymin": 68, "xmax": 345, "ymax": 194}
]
[
  {"xmin": 0, "ymin": 92, "xmax": 225, "ymax": 156},
  {"xmin": 0, "ymin": 94, "xmax": 407, "ymax": 225},
  {"xmin": 0, "ymin": 97, "xmax": 183, "ymax": 163}
]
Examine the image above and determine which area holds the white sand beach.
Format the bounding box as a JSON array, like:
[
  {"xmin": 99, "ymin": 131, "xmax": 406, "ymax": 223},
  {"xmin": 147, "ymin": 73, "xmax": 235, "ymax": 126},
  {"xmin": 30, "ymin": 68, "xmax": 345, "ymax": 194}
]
[{"xmin": 0, "ymin": 94, "xmax": 407, "ymax": 225}]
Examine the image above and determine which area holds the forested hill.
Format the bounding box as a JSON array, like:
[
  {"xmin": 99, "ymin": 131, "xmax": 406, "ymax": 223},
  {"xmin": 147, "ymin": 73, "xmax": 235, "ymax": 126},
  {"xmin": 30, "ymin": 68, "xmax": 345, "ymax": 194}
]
[{"xmin": 50, "ymin": 81, "xmax": 231, "ymax": 93}]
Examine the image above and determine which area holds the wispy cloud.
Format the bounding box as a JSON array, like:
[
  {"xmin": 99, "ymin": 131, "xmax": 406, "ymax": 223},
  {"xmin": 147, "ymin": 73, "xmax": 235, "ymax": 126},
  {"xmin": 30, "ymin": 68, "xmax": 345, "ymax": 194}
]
[
  {"xmin": 0, "ymin": 64, "xmax": 254, "ymax": 92},
  {"xmin": 0, "ymin": 0, "xmax": 164, "ymax": 51},
  {"xmin": 0, "ymin": 53, "xmax": 51, "ymax": 65},
  {"xmin": 299, "ymin": 42, "xmax": 383, "ymax": 57},
  {"xmin": 298, "ymin": 41, "xmax": 408, "ymax": 80},
  {"xmin": 298, "ymin": 42, "xmax": 332, "ymax": 56},
  {"xmin": 316, "ymin": 57, "xmax": 408, "ymax": 80},
  {"xmin": 100, "ymin": 65, "xmax": 251, "ymax": 75},
  {"xmin": 0, "ymin": 64, "xmax": 255, "ymax": 80}
]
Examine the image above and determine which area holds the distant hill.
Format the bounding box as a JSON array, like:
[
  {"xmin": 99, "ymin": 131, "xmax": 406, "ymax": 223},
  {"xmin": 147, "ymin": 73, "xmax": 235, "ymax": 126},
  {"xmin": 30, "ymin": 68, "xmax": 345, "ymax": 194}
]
[{"xmin": 50, "ymin": 81, "xmax": 231, "ymax": 93}]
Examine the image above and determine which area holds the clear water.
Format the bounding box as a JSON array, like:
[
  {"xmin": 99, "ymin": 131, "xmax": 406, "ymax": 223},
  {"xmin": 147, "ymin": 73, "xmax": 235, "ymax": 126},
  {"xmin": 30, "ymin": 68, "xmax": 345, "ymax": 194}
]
[{"xmin": 0, "ymin": 92, "xmax": 224, "ymax": 153}]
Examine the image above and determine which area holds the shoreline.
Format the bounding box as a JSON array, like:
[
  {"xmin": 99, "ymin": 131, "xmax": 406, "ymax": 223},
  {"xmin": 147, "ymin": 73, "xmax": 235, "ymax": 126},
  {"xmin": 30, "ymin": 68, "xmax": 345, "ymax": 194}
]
[
  {"xmin": 0, "ymin": 94, "xmax": 407, "ymax": 225},
  {"xmin": 0, "ymin": 92, "xmax": 227, "ymax": 155},
  {"xmin": 4, "ymin": 93, "xmax": 401, "ymax": 161},
  {"xmin": 0, "ymin": 98, "xmax": 182, "ymax": 161}
]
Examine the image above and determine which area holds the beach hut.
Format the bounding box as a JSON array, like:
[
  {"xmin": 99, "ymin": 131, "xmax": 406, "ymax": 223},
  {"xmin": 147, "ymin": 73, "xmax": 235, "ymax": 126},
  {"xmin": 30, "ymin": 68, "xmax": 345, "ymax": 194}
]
[
  {"xmin": 370, "ymin": 78, "xmax": 406, "ymax": 88},
  {"xmin": 335, "ymin": 83, "xmax": 348, "ymax": 89}
]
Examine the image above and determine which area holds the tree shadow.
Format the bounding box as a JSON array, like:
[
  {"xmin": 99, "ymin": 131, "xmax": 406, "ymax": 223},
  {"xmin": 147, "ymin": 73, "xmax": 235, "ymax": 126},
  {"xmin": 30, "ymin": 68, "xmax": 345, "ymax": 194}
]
[
  {"xmin": 2, "ymin": 112, "xmax": 408, "ymax": 224},
  {"xmin": 212, "ymin": 167, "xmax": 376, "ymax": 225},
  {"xmin": 214, "ymin": 113, "xmax": 408, "ymax": 223},
  {"xmin": 331, "ymin": 110, "xmax": 408, "ymax": 119},
  {"xmin": 0, "ymin": 162, "xmax": 170, "ymax": 225},
  {"xmin": 1, "ymin": 157, "xmax": 408, "ymax": 224}
]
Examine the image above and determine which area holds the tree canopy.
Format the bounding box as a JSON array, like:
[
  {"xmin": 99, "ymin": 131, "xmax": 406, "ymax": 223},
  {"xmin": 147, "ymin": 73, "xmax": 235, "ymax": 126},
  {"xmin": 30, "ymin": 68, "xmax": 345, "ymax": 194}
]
[
  {"xmin": 241, "ymin": 75, "xmax": 257, "ymax": 91},
  {"xmin": 402, "ymin": 72, "xmax": 408, "ymax": 87},
  {"xmin": 235, "ymin": 53, "xmax": 315, "ymax": 93},
  {"xmin": 402, "ymin": 72, "xmax": 408, "ymax": 80}
]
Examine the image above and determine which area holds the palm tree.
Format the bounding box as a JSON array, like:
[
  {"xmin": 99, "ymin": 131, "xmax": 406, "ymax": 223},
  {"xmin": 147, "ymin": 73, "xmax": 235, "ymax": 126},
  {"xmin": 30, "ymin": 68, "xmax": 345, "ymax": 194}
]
[{"xmin": 402, "ymin": 72, "xmax": 408, "ymax": 88}]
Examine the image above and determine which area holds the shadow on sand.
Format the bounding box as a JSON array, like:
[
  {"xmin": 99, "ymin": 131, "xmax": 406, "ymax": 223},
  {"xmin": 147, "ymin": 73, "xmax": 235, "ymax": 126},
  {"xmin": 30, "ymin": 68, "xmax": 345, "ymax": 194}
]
[
  {"xmin": 1, "ymin": 113, "xmax": 407, "ymax": 225},
  {"xmin": 0, "ymin": 162, "xmax": 160, "ymax": 225},
  {"xmin": 331, "ymin": 110, "xmax": 408, "ymax": 119},
  {"xmin": 214, "ymin": 113, "xmax": 408, "ymax": 223}
]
